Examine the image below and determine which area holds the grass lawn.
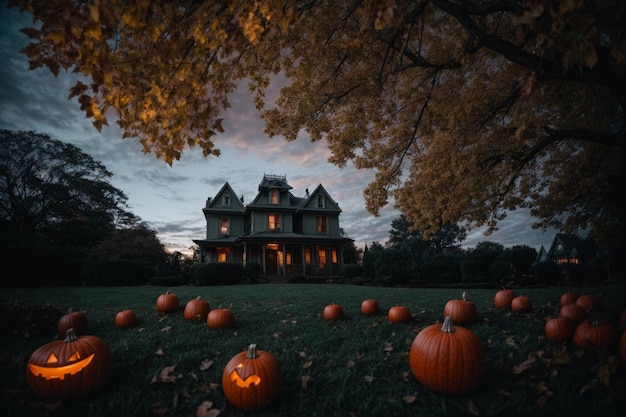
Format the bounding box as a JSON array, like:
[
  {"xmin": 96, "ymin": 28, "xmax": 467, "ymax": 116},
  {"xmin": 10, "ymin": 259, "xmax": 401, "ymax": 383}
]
[{"xmin": 1, "ymin": 283, "xmax": 626, "ymax": 417}]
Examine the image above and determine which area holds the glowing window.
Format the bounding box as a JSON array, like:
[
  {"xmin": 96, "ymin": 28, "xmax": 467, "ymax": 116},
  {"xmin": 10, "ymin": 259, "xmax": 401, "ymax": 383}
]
[
  {"xmin": 316, "ymin": 216, "xmax": 327, "ymax": 233},
  {"xmin": 220, "ymin": 218, "xmax": 230, "ymax": 235},
  {"xmin": 270, "ymin": 189, "xmax": 279, "ymax": 204},
  {"xmin": 268, "ymin": 214, "xmax": 280, "ymax": 231}
]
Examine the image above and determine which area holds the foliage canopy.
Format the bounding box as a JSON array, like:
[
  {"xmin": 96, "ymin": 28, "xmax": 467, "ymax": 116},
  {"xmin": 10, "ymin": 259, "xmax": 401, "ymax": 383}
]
[{"xmin": 10, "ymin": 0, "xmax": 626, "ymax": 247}]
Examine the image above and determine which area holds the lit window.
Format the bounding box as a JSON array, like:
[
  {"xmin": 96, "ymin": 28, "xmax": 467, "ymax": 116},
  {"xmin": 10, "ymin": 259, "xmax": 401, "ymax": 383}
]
[
  {"xmin": 331, "ymin": 249, "xmax": 338, "ymax": 264},
  {"xmin": 286, "ymin": 252, "xmax": 292, "ymax": 265},
  {"xmin": 316, "ymin": 216, "xmax": 327, "ymax": 233},
  {"xmin": 318, "ymin": 247, "xmax": 327, "ymax": 267},
  {"xmin": 270, "ymin": 189, "xmax": 279, "ymax": 204},
  {"xmin": 268, "ymin": 214, "xmax": 280, "ymax": 231},
  {"xmin": 305, "ymin": 248, "xmax": 311, "ymax": 264},
  {"xmin": 217, "ymin": 248, "xmax": 229, "ymax": 262},
  {"xmin": 220, "ymin": 218, "xmax": 230, "ymax": 235}
]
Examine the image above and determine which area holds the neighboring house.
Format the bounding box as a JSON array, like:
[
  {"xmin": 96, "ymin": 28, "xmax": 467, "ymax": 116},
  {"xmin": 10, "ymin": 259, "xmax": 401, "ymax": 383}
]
[
  {"xmin": 534, "ymin": 233, "xmax": 619, "ymax": 282},
  {"xmin": 193, "ymin": 174, "xmax": 353, "ymax": 278}
]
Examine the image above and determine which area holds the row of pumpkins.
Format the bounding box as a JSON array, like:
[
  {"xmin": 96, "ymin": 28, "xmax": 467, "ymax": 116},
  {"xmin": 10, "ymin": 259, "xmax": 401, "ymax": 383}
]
[{"xmin": 25, "ymin": 289, "xmax": 626, "ymax": 412}]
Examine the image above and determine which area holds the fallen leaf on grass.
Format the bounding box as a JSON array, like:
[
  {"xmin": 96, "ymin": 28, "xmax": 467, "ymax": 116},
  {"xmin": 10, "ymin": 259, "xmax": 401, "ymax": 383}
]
[
  {"xmin": 467, "ymin": 399, "xmax": 480, "ymax": 416},
  {"xmin": 302, "ymin": 360, "xmax": 313, "ymax": 369},
  {"xmin": 346, "ymin": 360, "xmax": 355, "ymax": 368},
  {"xmin": 363, "ymin": 375, "xmax": 375, "ymax": 383},
  {"xmin": 199, "ymin": 359, "xmax": 213, "ymax": 371},
  {"xmin": 579, "ymin": 378, "xmax": 601, "ymax": 396},
  {"xmin": 155, "ymin": 348, "xmax": 165, "ymax": 356},
  {"xmin": 404, "ymin": 394, "xmax": 419, "ymax": 404},
  {"xmin": 301, "ymin": 375, "xmax": 313, "ymax": 390},
  {"xmin": 196, "ymin": 400, "xmax": 221, "ymax": 417},
  {"xmin": 383, "ymin": 342, "xmax": 394, "ymax": 352},
  {"xmin": 160, "ymin": 326, "xmax": 172, "ymax": 332},
  {"xmin": 151, "ymin": 366, "xmax": 179, "ymax": 383},
  {"xmin": 512, "ymin": 356, "xmax": 536, "ymax": 374}
]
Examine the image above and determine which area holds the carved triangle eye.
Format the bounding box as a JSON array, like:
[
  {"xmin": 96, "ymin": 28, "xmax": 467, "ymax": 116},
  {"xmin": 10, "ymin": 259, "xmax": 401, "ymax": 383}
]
[
  {"xmin": 46, "ymin": 353, "xmax": 58, "ymax": 364},
  {"xmin": 68, "ymin": 351, "xmax": 81, "ymax": 362}
]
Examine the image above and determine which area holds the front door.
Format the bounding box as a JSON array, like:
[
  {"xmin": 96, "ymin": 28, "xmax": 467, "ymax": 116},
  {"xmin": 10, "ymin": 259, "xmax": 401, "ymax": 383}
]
[{"xmin": 265, "ymin": 249, "xmax": 278, "ymax": 275}]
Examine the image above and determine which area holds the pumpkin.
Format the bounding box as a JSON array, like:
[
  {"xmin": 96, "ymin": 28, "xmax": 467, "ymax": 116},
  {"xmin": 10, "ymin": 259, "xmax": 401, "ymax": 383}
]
[
  {"xmin": 323, "ymin": 304, "xmax": 344, "ymax": 321},
  {"xmin": 207, "ymin": 308, "xmax": 236, "ymax": 329},
  {"xmin": 544, "ymin": 316, "xmax": 575, "ymax": 343},
  {"xmin": 494, "ymin": 289, "xmax": 517, "ymax": 310},
  {"xmin": 409, "ymin": 316, "xmax": 485, "ymax": 395},
  {"xmin": 559, "ymin": 304, "xmax": 588, "ymax": 325},
  {"xmin": 511, "ymin": 296, "xmax": 532, "ymax": 313},
  {"xmin": 57, "ymin": 307, "xmax": 88, "ymax": 337},
  {"xmin": 222, "ymin": 344, "xmax": 282, "ymax": 411},
  {"xmin": 184, "ymin": 296, "xmax": 211, "ymax": 321},
  {"xmin": 388, "ymin": 306, "xmax": 411, "ymax": 324},
  {"xmin": 156, "ymin": 289, "xmax": 179, "ymax": 313},
  {"xmin": 575, "ymin": 294, "xmax": 601, "ymax": 312},
  {"xmin": 559, "ymin": 291, "xmax": 579, "ymax": 306},
  {"xmin": 115, "ymin": 308, "xmax": 137, "ymax": 328},
  {"xmin": 26, "ymin": 328, "xmax": 112, "ymax": 399},
  {"xmin": 573, "ymin": 319, "xmax": 618, "ymax": 351},
  {"xmin": 443, "ymin": 291, "xmax": 478, "ymax": 325},
  {"xmin": 619, "ymin": 331, "xmax": 626, "ymax": 365},
  {"xmin": 361, "ymin": 299, "xmax": 379, "ymax": 316}
]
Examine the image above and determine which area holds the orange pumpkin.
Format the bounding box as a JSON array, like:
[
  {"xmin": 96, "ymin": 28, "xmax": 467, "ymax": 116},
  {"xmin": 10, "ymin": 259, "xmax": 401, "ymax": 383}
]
[
  {"xmin": 443, "ymin": 291, "xmax": 477, "ymax": 325},
  {"xmin": 207, "ymin": 308, "xmax": 236, "ymax": 329},
  {"xmin": 559, "ymin": 304, "xmax": 588, "ymax": 325},
  {"xmin": 156, "ymin": 289, "xmax": 179, "ymax": 313},
  {"xmin": 494, "ymin": 289, "xmax": 517, "ymax": 310},
  {"xmin": 511, "ymin": 295, "xmax": 532, "ymax": 313},
  {"xmin": 222, "ymin": 344, "xmax": 282, "ymax": 411},
  {"xmin": 573, "ymin": 319, "xmax": 618, "ymax": 351},
  {"xmin": 184, "ymin": 296, "xmax": 211, "ymax": 321},
  {"xmin": 57, "ymin": 307, "xmax": 88, "ymax": 337},
  {"xmin": 559, "ymin": 291, "xmax": 579, "ymax": 306},
  {"xmin": 114, "ymin": 308, "xmax": 137, "ymax": 328},
  {"xmin": 361, "ymin": 299, "xmax": 380, "ymax": 316},
  {"xmin": 545, "ymin": 316, "xmax": 575, "ymax": 343},
  {"xmin": 409, "ymin": 316, "xmax": 485, "ymax": 395},
  {"xmin": 576, "ymin": 294, "xmax": 601, "ymax": 312},
  {"xmin": 387, "ymin": 306, "xmax": 411, "ymax": 324},
  {"xmin": 26, "ymin": 328, "xmax": 112, "ymax": 399},
  {"xmin": 323, "ymin": 304, "xmax": 344, "ymax": 321}
]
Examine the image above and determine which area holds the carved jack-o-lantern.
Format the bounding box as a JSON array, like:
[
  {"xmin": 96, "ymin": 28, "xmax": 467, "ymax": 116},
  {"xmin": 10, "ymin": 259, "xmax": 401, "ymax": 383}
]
[
  {"xmin": 222, "ymin": 344, "xmax": 281, "ymax": 411},
  {"xmin": 26, "ymin": 328, "xmax": 112, "ymax": 399}
]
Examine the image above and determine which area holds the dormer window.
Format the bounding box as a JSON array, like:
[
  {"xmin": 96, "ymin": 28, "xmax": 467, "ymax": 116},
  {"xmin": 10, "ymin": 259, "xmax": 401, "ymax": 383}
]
[
  {"xmin": 317, "ymin": 194, "xmax": 325, "ymax": 208},
  {"xmin": 270, "ymin": 189, "xmax": 279, "ymax": 204},
  {"xmin": 222, "ymin": 194, "xmax": 231, "ymax": 206}
]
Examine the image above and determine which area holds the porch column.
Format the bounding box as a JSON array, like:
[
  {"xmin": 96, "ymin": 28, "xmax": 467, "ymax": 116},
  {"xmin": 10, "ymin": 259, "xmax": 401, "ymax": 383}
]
[{"xmin": 281, "ymin": 242, "xmax": 286, "ymax": 277}]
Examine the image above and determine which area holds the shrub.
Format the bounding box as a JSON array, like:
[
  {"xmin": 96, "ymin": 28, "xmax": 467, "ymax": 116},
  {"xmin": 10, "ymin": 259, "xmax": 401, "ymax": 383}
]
[
  {"xmin": 81, "ymin": 260, "xmax": 154, "ymax": 286},
  {"xmin": 193, "ymin": 262, "xmax": 244, "ymax": 286},
  {"xmin": 342, "ymin": 264, "xmax": 362, "ymax": 280}
]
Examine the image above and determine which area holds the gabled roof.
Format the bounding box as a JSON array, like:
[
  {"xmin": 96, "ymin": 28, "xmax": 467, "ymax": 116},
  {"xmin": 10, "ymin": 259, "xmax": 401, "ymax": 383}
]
[
  {"xmin": 544, "ymin": 233, "xmax": 597, "ymax": 263},
  {"xmin": 203, "ymin": 182, "xmax": 245, "ymax": 213},
  {"xmin": 299, "ymin": 184, "xmax": 342, "ymax": 213}
]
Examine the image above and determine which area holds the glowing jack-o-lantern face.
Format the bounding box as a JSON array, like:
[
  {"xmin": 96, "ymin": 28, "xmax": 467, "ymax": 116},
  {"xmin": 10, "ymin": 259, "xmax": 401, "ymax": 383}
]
[
  {"xmin": 25, "ymin": 328, "xmax": 112, "ymax": 399},
  {"xmin": 222, "ymin": 344, "xmax": 282, "ymax": 411}
]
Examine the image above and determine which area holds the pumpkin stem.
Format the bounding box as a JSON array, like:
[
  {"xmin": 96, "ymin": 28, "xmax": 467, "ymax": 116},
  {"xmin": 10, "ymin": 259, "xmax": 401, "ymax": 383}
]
[
  {"xmin": 441, "ymin": 316, "xmax": 455, "ymax": 333},
  {"xmin": 246, "ymin": 344, "xmax": 258, "ymax": 359},
  {"xmin": 64, "ymin": 328, "xmax": 79, "ymax": 343}
]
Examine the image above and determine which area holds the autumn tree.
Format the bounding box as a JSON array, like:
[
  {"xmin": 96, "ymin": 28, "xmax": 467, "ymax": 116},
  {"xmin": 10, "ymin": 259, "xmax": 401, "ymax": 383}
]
[{"xmin": 11, "ymin": 0, "xmax": 626, "ymax": 249}]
